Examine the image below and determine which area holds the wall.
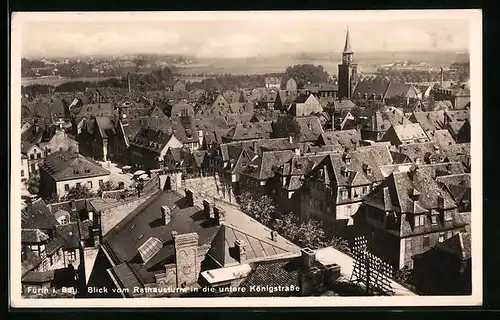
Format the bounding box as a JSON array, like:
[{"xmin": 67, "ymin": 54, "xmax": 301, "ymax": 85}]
[
  {"xmin": 44, "ymin": 130, "xmax": 79, "ymax": 155},
  {"xmin": 21, "ymin": 156, "xmax": 30, "ymax": 182},
  {"xmin": 56, "ymin": 174, "xmax": 111, "ymax": 198},
  {"xmin": 99, "ymin": 193, "xmax": 157, "ymax": 236},
  {"xmin": 454, "ymin": 96, "xmax": 470, "ymax": 110}
]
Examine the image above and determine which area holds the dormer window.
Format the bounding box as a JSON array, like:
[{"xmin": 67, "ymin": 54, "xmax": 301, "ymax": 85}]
[{"xmin": 414, "ymin": 214, "xmax": 425, "ymax": 227}]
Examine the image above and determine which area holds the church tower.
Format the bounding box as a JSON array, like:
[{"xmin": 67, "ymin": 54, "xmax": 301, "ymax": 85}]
[{"xmin": 338, "ymin": 27, "xmax": 358, "ymax": 99}]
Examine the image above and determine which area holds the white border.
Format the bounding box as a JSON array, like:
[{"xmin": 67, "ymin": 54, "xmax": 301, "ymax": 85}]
[{"xmin": 10, "ymin": 9, "xmax": 482, "ymax": 308}]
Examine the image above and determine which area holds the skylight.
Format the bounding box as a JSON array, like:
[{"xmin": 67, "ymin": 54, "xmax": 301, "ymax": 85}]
[{"xmin": 138, "ymin": 237, "xmax": 163, "ymax": 263}]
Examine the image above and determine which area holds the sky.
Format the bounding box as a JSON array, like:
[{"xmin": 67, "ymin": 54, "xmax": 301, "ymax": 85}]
[{"xmin": 15, "ymin": 11, "xmax": 472, "ymax": 59}]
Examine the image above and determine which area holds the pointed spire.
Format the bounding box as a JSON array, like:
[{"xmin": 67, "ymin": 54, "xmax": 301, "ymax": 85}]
[{"xmin": 343, "ymin": 26, "xmax": 353, "ymax": 54}]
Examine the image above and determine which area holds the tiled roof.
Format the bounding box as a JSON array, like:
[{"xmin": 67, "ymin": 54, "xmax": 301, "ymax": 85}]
[
  {"xmin": 102, "ymin": 190, "xmax": 220, "ymax": 285},
  {"xmin": 410, "ymin": 111, "xmax": 446, "ymax": 132},
  {"xmin": 109, "ymin": 262, "xmax": 144, "ymax": 294},
  {"xmin": 171, "ymin": 116, "xmax": 200, "ymax": 144},
  {"xmin": 231, "ymin": 257, "xmax": 302, "ymax": 297},
  {"xmin": 75, "ymin": 103, "xmax": 114, "ymax": 118},
  {"xmin": 207, "ymin": 224, "xmax": 296, "ymax": 267},
  {"xmin": 45, "ymin": 237, "xmax": 65, "ymax": 256},
  {"xmin": 437, "ymin": 225, "xmax": 471, "ymax": 260},
  {"xmin": 21, "ymin": 229, "xmax": 49, "ymax": 243},
  {"xmin": 398, "ymin": 142, "xmax": 447, "ymax": 164},
  {"xmin": 333, "ymin": 99, "xmax": 357, "ymax": 110},
  {"xmin": 427, "ymin": 100, "xmax": 453, "ymax": 111},
  {"xmin": 242, "ymin": 150, "xmax": 295, "ymax": 180},
  {"xmin": 445, "ymin": 110, "xmax": 470, "ymax": 123},
  {"xmin": 364, "ymin": 167, "xmax": 457, "ymax": 215},
  {"xmin": 224, "ymin": 122, "xmax": 273, "ymax": 141},
  {"xmin": 56, "ymin": 222, "xmax": 81, "ymax": 250},
  {"xmin": 436, "ymin": 173, "xmax": 471, "ymax": 206},
  {"xmin": 253, "ymin": 138, "xmax": 299, "ymax": 153},
  {"xmin": 125, "ymin": 115, "xmax": 172, "ymax": 139},
  {"xmin": 21, "ymin": 198, "xmax": 59, "ymax": 230},
  {"xmin": 384, "ymin": 82, "xmax": 420, "ymax": 100},
  {"xmin": 40, "ymin": 151, "xmax": 110, "ymax": 181},
  {"xmin": 390, "ymin": 123, "xmax": 429, "ymax": 143},
  {"xmin": 447, "ymin": 121, "xmax": 466, "ymax": 136},
  {"xmin": 21, "ymin": 247, "xmax": 43, "ymax": 277},
  {"xmin": 94, "ymin": 117, "xmax": 117, "ymax": 139},
  {"xmin": 353, "ymin": 78, "xmax": 390, "ymax": 98},
  {"xmin": 295, "ymin": 117, "xmax": 324, "ymax": 142},
  {"xmin": 318, "ymin": 129, "xmax": 361, "ymax": 149},
  {"xmin": 225, "ymin": 113, "xmax": 255, "ymax": 126},
  {"xmin": 326, "ymin": 145, "xmax": 393, "ymax": 186},
  {"xmin": 129, "ymin": 127, "xmax": 173, "ymax": 152},
  {"xmin": 194, "ymin": 117, "xmax": 230, "ymax": 131},
  {"xmin": 170, "ymin": 102, "xmax": 194, "ymax": 117},
  {"xmin": 22, "ymin": 270, "xmax": 55, "ymax": 283},
  {"xmin": 426, "ymin": 129, "xmax": 456, "ymax": 149},
  {"xmin": 443, "ymin": 143, "xmax": 470, "ymax": 164}
]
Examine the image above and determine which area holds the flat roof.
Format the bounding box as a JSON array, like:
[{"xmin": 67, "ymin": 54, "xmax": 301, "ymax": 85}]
[{"xmin": 201, "ymin": 263, "xmax": 252, "ymax": 284}]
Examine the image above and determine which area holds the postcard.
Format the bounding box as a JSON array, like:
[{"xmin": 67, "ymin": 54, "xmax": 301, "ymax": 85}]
[{"xmin": 10, "ymin": 9, "xmax": 482, "ymax": 308}]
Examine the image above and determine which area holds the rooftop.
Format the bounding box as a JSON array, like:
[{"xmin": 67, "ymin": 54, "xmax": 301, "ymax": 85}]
[{"xmin": 40, "ymin": 151, "xmax": 110, "ymax": 181}]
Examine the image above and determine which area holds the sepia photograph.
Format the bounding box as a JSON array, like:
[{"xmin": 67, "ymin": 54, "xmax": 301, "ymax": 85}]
[{"xmin": 10, "ymin": 10, "xmax": 482, "ymax": 308}]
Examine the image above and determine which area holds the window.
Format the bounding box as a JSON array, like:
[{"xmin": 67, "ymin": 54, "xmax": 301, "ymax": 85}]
[
  {"xmin": 423, "ymin": 236, "xmax": 430, "ymax": 248},
  {"xmin": 64, "ymin": 184, "xmax": 70, "ymax": 191},
  {"xmin": 37, "ymin": 152, "xmax": 42, "ymax": 159},
  {"xmin": 21, "ymin": 170, "xmax": 24, "ymax": 177},
  {"xmin": 362, "ymin": 186, "xmax": 369, "ymax": 194},
  {"xmin": 88, "ymin": 181, "xmax": 93, "ymax": 189},
  {"xmin": 341, "ymin": 189, "xmax": 349, "ymax": 200},
  {"xmin": 444, "ymin": 211, "xmax": 452, "ymax": 221},
  {"xmin": 60, "ymin": 217, "xmax": 67, "ymax": 225},
  {"xmin": 30, "ymin": 154, "xmax": 35, "ymax": 160},
  {"xmin": 431, "ymin": 215, "xmax": 438, "ymax": 225},
  {"xmin": 59, "ymin": 147, "xmax": 63, "ymax": 152},
  {"xmin": 67, "ymin": 250, "xmax": 76, "ymax": 262},
  {"xmin": 47, "ymin": 148, "xmax": 51, "ymax": 154},
  {"xmin": 99, "ymin": 180, "xmax": 103, "ymax": 186},
  {"xmin": 414, "ymin": 215, "xmax": 425, "ymax": 227},
  {"xmin": 76, "ymin": 183, "xmax": 81, "ymax": 188},
  {"xmin": 438, "ymin": 233, "xmax": 445, "ymax": 243}
]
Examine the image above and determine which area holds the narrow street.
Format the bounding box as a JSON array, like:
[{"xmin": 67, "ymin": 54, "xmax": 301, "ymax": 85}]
[{"xmin": 97, "ymin": 161, "xmax": 134, "ymax": 188}]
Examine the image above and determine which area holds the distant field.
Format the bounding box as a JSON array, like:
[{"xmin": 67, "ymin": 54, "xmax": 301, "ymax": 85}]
[{"xmin": 21, "ymin": 76, "xmax": 118, "ymax": 86}]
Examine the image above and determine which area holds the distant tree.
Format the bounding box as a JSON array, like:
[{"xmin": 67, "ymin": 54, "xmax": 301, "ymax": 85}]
[
  {"xmin": 153, "ymin": 67, "xmax": 174, "ymax": 83},
  {"xmin": 296, "ymin": 219, "xmax": 326, "ymax": 249},
  {"xmin": 97, "ymin": 181, "xmax": 116, "ymax": 197},
  {"xmin": 284, "ymin": 64, "xmax": 331, "ymax": 86},
  {"xmin": 27, "ymin": 175, "xmax": 40, "ymax": 195},
  {"xmin": 272, "ymin": 115, "xmax": 301, "ymax": 141},
  {"xmin": 236, "ymin": 191, "xmax": 276, "ymax": 226},
  {"xmin": 63, "ymin": 185, "xmax": 95, "ymax": 201}
]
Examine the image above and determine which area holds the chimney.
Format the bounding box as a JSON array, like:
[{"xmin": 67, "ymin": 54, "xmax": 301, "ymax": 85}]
[
  {"xmin": 162, "ymin": 205, "xmax": 172, "ymax": 225},
  {"xmin": 410, "ymin": 188, "xmax": 420, "ymax": 201},
  {"xmin": 171, "ymin": 230, "xmax": 178, "ymax": 239},
  {"xmin": 214, "ymin": 206, "xmax": 225, "ymax": 225},
  {"xmin": 270, "ymin": 230, "xmax": 278, "ymax": 241},
  {"xmin": 440, "ymin": 67, "xmax": 444, "ymax": 87},
  {"xmin": 92, "ymin": 228, "xmax": 100, "ymax": 247},
  {"xmin": 301, "ymin": 247, "xmax": 316, "ymax": 272},
  {"xmin": 184, "ymin": 189, "xmax": 194, "ymax": 207},
  {"xmin": 70, "ymin": 200, "xmax": 76, "ymax": 212},
  {"xmin": 437, "ymin": 196, "xmax": 445, "ymax": 209},
  {"xmin": 203, "ymin": 200, "xmax": 213, "ymax": 219},
  {"xmin": 234, "ymin": 240, "xmax": 247, "ymax": 264},
  {"xmin": 289, "ymin": 136, "xmax": 293, "ymax": 144}
]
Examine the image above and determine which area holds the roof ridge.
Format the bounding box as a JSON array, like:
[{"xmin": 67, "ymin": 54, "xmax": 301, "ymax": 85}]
[{"xmin": 224, "ymin": 223, "xmax": 294, "ymax": 253}]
